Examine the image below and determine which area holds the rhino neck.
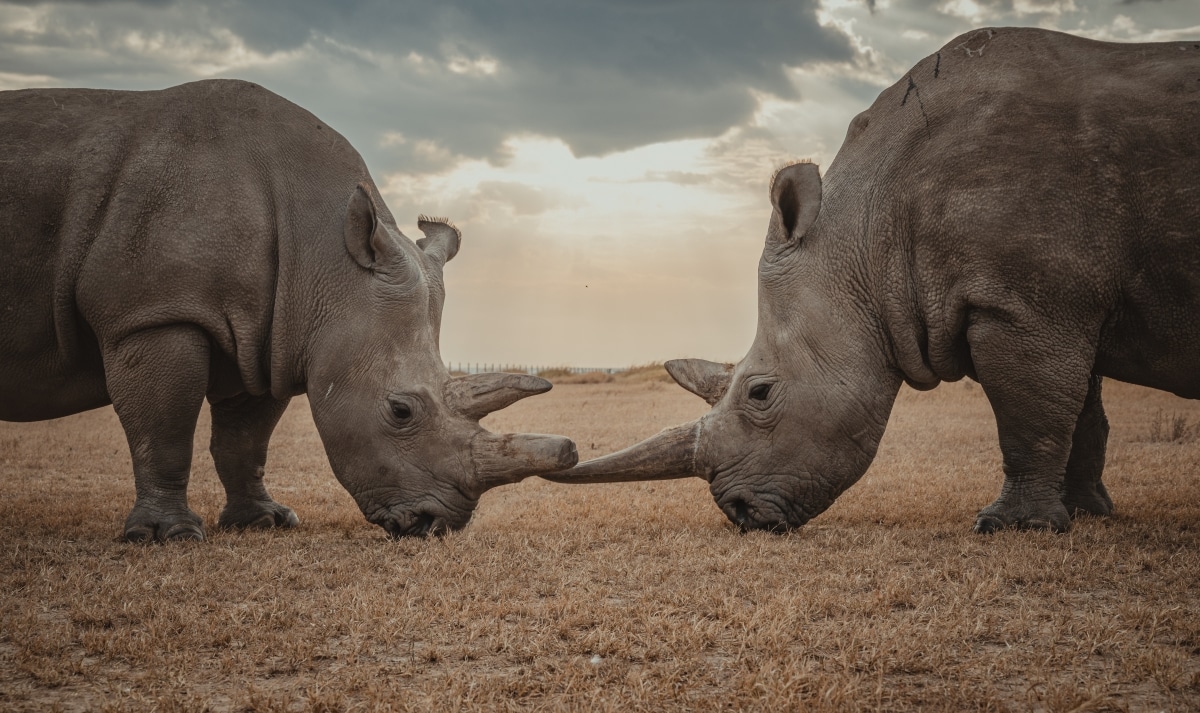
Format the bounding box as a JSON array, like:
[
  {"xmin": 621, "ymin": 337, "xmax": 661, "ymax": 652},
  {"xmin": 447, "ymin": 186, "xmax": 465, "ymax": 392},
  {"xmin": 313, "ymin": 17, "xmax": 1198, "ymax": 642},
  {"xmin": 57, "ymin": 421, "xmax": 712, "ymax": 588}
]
[
  {"xmin": 267, "ymin": 232, "xmax": 308, "ymax": 400},
  {"xmin": 818, "ymin": 80, "xmax": 978, "ymax": 392},
  {"xmin": 267, "ymin": 189, "xmax": 358, "ymax": 400},
  {"xmin": 864, "ymin": 191, "xmax": 977, "ymax": 391}
]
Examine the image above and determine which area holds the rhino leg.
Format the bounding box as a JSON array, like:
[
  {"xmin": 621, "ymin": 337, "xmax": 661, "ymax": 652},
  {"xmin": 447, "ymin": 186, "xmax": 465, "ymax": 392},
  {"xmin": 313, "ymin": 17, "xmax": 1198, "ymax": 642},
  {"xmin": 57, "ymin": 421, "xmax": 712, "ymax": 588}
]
[
  {"xmin": 968, "ymin": 319, "xmax": 1089, "ymax": 534},
  {"xmin": 105, "ymin": 326, "xmax": 209, "ymax": 543},
  {"xmin": 1061, "ymin": 374, "xmax": 1114, "ymax": 517},
  {"xmin": 210, "ymin": 393, "xmax": 299, "ymax": 530}
]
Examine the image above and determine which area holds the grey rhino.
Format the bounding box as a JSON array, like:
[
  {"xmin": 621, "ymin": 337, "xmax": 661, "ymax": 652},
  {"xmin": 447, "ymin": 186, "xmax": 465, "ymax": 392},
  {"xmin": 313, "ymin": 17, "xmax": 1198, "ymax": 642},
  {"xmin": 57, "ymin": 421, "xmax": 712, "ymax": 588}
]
[
  {"xmin": 549, "ymin": 28, "xmax": 1200, "ymax": 534},
  {"xmin": 0, "ymin": 79, "xmax": 577, "ymax": 541}
]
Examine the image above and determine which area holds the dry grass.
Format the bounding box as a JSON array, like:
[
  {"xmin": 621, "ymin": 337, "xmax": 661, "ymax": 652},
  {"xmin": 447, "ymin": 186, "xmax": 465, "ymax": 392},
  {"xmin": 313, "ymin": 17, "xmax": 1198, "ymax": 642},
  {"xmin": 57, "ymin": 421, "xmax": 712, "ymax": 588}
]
[{"xmin": 2, "ymin": 378, "xmax": 1200, "ymax": 711}]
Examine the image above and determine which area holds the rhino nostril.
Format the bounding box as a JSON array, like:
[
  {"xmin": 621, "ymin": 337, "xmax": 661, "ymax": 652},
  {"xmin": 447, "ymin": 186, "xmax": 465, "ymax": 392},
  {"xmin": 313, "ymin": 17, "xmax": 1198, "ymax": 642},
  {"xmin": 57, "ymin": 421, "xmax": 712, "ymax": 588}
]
[
  {"xmin": 727, "ymin": 498, "xmax": 751, "ymax": 528},
  {"xmin": 382, "ymin": 519, "xmax": 406, "ymax": 538},
  {"xmin": 413, "ymin": 512, "xmax": 436, "ymax": 537},
  {"xmin": 380, "ymin": 512, "xmax": 439, "ymax": 538}
]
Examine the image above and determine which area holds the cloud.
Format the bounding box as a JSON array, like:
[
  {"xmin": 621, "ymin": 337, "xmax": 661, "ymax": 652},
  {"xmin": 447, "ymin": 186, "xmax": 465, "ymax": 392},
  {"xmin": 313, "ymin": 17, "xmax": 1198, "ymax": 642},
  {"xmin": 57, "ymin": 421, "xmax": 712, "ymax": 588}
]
[
  {"xmin": 642, "ymin": 170, "xmax": 712, "ymax": 186},
  {"xmin": 0, "ymin": 0, "xmax": 856, "ymax": 165},
  {"xmin": 471, "ymin": 180, "xmax": 581, "ymax": 218},
  {"xmin": 1069, "ymin": 13, "xmax": 1200, "ymax": 41},
  {"xmin": 5, "ymin": 0, "xmax": 1198, "ymax": 365}
]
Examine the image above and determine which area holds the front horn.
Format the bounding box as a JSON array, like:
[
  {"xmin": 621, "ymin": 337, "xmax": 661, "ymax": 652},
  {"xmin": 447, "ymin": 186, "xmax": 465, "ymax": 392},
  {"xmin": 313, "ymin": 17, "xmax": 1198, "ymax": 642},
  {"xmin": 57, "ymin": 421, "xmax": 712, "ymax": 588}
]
[
  {"xmin": 472, "ymin": 432, "xmax": 579, "ymax": 491},
  {"xmin": 541, "ymin": 421, "xmax": 703, "ymax": 484}
]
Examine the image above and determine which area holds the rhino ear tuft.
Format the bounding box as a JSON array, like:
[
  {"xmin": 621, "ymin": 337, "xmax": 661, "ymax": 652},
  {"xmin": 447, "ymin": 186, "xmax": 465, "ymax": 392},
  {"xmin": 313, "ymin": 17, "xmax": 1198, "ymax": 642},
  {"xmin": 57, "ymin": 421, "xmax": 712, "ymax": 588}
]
[
  {"xmin": 417, "ymin": 215, "xmax": 461, "ymax": 269},
  {"xmin": 665, "ymin": 359, "xmax": 733, "ymax": 406},
  {"xmin": 768, "ymin": 161, "xmax": 822, "ymax": 247}
]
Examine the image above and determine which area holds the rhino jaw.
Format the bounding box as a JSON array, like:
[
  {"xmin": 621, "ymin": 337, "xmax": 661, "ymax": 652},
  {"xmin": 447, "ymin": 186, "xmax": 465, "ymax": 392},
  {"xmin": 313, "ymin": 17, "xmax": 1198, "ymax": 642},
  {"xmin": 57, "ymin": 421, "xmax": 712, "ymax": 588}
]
[
  {"xmin": 540, "ymin": 421, "xmax": 703, "ymax": 484},
  {"xmin": 354, "ymin": 432, "xmax": 577, "ymax": 538}
]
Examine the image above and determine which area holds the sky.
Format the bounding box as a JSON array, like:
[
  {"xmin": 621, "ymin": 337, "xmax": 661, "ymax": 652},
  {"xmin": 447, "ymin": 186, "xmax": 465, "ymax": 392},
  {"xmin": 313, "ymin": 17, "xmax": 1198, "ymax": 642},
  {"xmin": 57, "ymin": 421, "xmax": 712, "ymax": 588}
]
[{"xmin": 3, "ymin": 0, "xmax": 1199, "ymax": 368}]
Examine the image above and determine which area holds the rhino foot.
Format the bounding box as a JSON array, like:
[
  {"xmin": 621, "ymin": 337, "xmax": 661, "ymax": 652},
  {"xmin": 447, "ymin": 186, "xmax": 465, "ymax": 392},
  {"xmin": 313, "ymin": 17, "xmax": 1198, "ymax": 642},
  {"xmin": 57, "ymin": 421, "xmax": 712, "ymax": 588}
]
[
  {"xmin": 123, "ymin": 507, "xmax": 206, "ymax": 543},
  {"xmin": 218, "ymin": 501, "xmax": 300, "ymax": 530},
  {"xmin": 1063, "ymin": 481, "xmax": 1114, "ymax": 518},
  {"xmin": 973, "ymin": 499, "xmax": 1071, "ymax": 534}
]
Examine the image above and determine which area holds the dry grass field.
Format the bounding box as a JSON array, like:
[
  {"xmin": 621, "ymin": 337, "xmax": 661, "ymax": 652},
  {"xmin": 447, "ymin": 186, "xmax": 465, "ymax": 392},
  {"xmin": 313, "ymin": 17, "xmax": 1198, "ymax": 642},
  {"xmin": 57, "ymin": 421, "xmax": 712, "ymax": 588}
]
[{"xmin": 3, "ymin": 374, "xmax": 1200, "ymax": 711}]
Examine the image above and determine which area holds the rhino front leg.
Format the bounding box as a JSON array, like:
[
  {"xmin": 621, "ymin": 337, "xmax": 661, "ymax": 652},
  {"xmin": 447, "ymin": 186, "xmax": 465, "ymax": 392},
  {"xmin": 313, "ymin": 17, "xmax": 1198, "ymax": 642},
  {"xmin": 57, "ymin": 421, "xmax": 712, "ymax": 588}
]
[
  {"xmin": 209, "ymin": 393, "xmax": 299, "ymax": 530},
  {"xmin": 968, "ymin": 318, "xmax": 1093, "ymax": 534},
  {"xmin": 105, "ymin": 326, "xmax": 210, "ymax": 542},
  {"xmin": 1062, "ymin": 374, "xmax": 1114, "ymax": 517}
]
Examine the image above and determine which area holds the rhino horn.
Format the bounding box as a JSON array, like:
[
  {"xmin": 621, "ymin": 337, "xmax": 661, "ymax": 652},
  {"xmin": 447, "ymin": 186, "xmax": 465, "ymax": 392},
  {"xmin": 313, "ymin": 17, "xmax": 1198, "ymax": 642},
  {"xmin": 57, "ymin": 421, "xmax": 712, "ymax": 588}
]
[
  {"xmin": 472, "ymin": 432, "xmax": 579, "ymax": 489},
  {"xmin": 541, "ymin": 421, "xmax": 703, "ymax": 484},
  {"xmin": 445, "ymin": 372, "xmax": 552, "ymax": 421},
  {"xmin": 665, "ymin": 359, "xmax": 733, "ymax": 405}
]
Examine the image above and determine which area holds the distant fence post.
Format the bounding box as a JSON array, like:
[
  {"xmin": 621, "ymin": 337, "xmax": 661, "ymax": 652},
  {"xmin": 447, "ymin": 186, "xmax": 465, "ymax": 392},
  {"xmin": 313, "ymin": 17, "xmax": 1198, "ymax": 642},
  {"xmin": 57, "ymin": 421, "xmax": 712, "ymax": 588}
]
[{"xmin": 446, "ymin": 363, "xmax": 636, "ymax": 376}]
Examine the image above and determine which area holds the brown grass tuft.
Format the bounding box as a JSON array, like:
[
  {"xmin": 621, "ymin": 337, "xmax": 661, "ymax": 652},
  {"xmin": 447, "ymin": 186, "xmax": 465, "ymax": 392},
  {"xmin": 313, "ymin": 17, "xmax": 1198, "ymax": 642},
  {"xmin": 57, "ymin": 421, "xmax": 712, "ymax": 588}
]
[
  {"xmin": 1146, "ymin": 409, "xmax": 1200, "ymax": 444},
  {"xmin": 2, "ymin": 379, "xmax": 1200, "ymax": 710},
  {"xmin": 613, "ymin": 363, "xmax": 675, "ymax": 384},
  {"xmin": 549, "ymin": 370, "xmax": 613, "ymax": 384}
]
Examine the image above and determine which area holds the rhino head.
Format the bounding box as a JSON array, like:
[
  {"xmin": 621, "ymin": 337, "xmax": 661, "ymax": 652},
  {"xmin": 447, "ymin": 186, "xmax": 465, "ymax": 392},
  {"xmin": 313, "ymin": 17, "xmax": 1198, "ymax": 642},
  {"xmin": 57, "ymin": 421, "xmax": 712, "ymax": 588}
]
[
  {"xmin": 305, "ymin": 185, "xmax": 577, "ymax": 536},
  {"xmin": 546, "ymin": 163, "xmax": 901, "ymax": 531}
]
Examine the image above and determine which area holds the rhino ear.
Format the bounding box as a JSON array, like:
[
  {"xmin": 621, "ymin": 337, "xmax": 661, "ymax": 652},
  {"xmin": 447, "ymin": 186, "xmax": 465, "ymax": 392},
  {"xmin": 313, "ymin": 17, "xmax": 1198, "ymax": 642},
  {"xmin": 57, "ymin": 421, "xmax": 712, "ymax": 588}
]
[
  {"xmin": 768, "ymin": 161, "xmax": 822, "ymax": 247},
  {"xmin": 344, "ymin": 185, "xmax": 418, "ymax": 287},
  {"xmin": 344, "ymin": 184, "xmax": 391, "ymax": 269},
  {"xmin": 665, "ymin": 359, "xmax": 733, "ymax": 406},
  {"xmin": 416, "ymin": 215, "xmax": 461, "ymax": 270}
]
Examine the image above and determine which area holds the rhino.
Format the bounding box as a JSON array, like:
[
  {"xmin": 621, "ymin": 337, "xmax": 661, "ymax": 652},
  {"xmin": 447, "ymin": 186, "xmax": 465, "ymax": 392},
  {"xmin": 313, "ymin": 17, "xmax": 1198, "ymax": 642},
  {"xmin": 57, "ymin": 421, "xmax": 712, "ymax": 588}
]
[
  {"xmin": 548, "ymin": 28, "xmax": 1200, "ymax": 534},
  {"xmin": 0, "ymin": 79, "xmax": 577, "ymax": 542}
]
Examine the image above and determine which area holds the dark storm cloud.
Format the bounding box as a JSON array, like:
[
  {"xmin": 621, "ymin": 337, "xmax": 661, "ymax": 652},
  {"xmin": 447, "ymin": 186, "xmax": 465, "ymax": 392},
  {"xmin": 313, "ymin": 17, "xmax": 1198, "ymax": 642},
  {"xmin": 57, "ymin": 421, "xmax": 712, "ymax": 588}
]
[
  {"xmin": 0, "ymin": 0, "xmax": 854, "ymax": 165},
  {"xmin": 3, "ymin": 0, "xmax": 173, "ymax": 5}
]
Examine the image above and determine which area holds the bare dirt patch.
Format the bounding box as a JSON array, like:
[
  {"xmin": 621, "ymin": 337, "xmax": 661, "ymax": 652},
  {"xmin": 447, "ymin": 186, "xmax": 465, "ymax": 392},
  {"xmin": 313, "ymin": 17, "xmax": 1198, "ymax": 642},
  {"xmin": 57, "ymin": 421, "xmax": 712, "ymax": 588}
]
[{"xmin": 2, "ymin": 379, "xmax": 1199, "ymax": 711}]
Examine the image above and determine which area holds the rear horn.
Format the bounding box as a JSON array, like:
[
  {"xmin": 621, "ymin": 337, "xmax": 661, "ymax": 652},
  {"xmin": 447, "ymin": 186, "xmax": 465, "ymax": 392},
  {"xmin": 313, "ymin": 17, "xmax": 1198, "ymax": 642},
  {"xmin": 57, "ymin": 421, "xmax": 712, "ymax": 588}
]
[{"xmin": 445, "ymin": 373, "xmax": 553, "ymax": 420}]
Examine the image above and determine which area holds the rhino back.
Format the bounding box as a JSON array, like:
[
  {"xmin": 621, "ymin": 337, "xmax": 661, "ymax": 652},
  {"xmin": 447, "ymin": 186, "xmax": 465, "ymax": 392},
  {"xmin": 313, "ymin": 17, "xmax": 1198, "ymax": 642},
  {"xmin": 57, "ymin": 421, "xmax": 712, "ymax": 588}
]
[
  {"xmin": 0, "ymin": 80, "xmax": 368, "ymax": 420},
  {"xmin": 824, "ymin": 28, "xmax": 1200, "ymax": 396}
]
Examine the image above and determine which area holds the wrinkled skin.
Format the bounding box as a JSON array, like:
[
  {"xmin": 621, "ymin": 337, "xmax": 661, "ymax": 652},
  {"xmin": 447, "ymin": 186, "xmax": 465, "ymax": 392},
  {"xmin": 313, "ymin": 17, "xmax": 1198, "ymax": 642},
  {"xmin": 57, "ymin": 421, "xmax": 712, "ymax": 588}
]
[
  {"xmin": 0, "ymin": 80, "xmax": 576, "ymax": 542},
  {"xmin": 548, "ymin": 28, "xmax": 1200, "ymax": 534}
]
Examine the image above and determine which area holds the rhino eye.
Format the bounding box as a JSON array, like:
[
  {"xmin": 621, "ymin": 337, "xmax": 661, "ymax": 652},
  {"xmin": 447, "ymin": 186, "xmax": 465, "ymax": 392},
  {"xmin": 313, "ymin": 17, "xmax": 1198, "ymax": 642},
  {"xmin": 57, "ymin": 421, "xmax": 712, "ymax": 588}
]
[
  {"xmin": 748, "ymin": 384, "xmax": 772, "ymax": 401},
  {"xmin": 390, "ymin": 401, "xmax": 414, "ymax": 423}
]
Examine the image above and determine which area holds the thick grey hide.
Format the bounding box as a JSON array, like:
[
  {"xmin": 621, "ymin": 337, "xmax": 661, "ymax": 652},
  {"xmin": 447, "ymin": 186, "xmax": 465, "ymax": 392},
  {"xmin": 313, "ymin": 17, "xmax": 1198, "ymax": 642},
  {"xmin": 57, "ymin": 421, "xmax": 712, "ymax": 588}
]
[
  {"xmin": 548, "ymin": 28, "xmax": 1200, "ymax": 535},
  {"xmin": 0, "ymin": 79, "xmax": 576, "ymax": 542}
]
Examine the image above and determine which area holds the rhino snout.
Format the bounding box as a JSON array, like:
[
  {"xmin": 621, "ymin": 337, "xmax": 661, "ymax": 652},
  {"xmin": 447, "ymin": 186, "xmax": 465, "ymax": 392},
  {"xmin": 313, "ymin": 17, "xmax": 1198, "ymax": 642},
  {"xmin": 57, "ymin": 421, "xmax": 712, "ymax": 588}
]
[
  {"xmin": 369, "ymin": 505, "xmax": 461, "ymax": 538},
  {"xmin": 715, "ymin": 487, "xmax": 811, "ymax": 534}
]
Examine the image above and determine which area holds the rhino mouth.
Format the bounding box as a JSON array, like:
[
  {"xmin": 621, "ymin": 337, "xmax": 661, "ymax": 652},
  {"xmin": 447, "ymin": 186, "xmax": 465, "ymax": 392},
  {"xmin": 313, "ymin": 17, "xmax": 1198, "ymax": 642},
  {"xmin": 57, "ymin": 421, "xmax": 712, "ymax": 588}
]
[
  {"xmin": 368, "ymin": 503, "xmax": 471, "ymax": 538},
  {"xmin": 378, "ymin": 512, "xmax": 438, "ymax": 538},
  {"xmin": 714, "ymin": 487, "xmax": 811, "ymax": 534}
]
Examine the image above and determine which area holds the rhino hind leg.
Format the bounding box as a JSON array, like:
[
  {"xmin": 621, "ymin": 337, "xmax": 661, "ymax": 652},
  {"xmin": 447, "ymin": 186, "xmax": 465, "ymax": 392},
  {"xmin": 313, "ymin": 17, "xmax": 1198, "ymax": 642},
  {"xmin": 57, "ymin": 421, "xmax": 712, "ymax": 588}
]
[
  {"xmin": 968, "ymin": 318, "xmax": 1092, "ymax": 534},
  {"xmin": 106, "ymin": 326, "xmax": 210, "ymax": 543},
  {"xmin": 1061, "ymin": 374, "xmax": 1114, "ymax": 518},
  {"xmin": 209, "ymin": 393, "xmax": 299, "ymax": 531}
]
